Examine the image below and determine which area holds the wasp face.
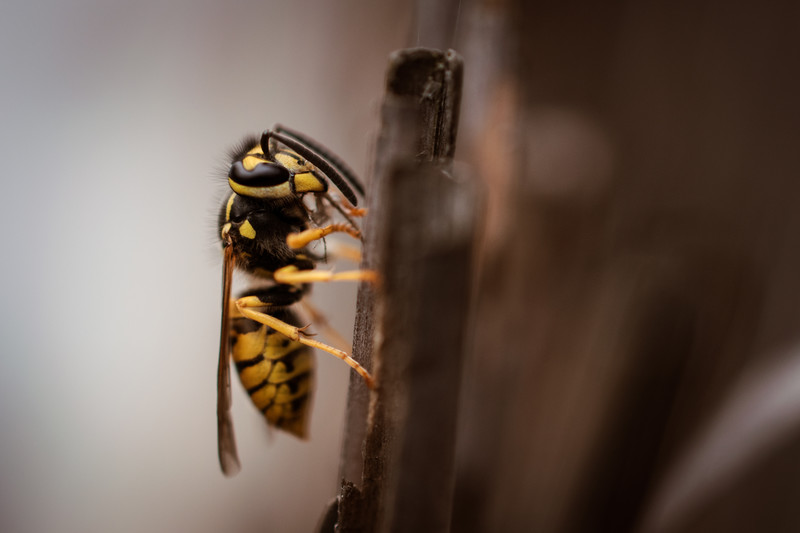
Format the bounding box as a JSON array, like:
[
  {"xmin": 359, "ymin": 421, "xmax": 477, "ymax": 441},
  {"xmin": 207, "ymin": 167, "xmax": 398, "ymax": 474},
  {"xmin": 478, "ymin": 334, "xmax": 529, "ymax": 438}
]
[{"xmin": 218, "ymin": 134, "xmax": 330, "ymax": 274}]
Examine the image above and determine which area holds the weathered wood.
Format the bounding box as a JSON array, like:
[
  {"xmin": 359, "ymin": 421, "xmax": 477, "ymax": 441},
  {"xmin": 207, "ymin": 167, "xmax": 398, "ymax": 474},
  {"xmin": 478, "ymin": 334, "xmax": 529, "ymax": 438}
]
[
  {"xmin": 374, "ymin": 163, "xmax": 477, "ymax": 533},
  {"xmin": 329, "ymin": 48, "xmax": 468, "ymax": 533}
]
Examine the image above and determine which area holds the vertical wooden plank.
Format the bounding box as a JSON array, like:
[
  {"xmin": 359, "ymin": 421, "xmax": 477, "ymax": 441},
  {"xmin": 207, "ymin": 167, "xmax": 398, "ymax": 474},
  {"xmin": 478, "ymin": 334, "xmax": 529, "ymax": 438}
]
[
  {"xmin": 332, "ymin": 48, "xmax": 467, "ymax": 533},
  {"xmin": 374, "ymin": 164, "xmax": 477, "ymax": 533}
]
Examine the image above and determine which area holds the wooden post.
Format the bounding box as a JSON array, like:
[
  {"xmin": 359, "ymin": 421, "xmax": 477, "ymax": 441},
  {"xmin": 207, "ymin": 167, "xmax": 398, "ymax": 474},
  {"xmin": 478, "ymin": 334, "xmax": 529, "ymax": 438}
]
[{"xmin": 319, "ymin": 48, "xmax": 470, "ymax": 533}]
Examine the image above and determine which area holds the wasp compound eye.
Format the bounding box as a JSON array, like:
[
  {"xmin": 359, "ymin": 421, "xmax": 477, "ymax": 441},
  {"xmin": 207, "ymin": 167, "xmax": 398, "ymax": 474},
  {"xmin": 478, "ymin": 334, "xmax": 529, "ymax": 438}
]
[
  {"xmin": 228, "ymin": 160, "xmax": 292, "ymax": 198},
  {"xmin": 229, "ymin": 160, "xmax": 290, "ymax": 187}
]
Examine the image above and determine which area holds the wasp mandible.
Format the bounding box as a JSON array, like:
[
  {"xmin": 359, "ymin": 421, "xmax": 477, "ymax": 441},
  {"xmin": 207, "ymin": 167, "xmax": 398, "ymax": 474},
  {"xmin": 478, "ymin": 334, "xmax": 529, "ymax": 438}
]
[{"xmin": 217, "ymin": 125, "xmax": 375, "ymax": 476}]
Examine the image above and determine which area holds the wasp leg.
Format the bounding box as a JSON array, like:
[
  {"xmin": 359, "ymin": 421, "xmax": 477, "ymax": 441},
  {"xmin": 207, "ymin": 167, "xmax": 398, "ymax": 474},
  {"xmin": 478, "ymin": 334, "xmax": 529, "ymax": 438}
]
[
  {"xmin": 235, "ymin": 296, "xmax": 305, "ymax": 339},
  {"xmin": 322, "ymin": 193, "xmax": 365, "ymax": 231},
  {"xmin": 287, "ymin": 223, "xmax": 361, "ymax": 249},
  {"xmin": 297, "ymin": 299, "xmax": 352, "ymax": 354},
  {"xmin": 235, "ymin": 296, "xmax": 375, "ymax": 388},
  {"xmin": 326, "ymin": 241, "xmax": 362, "ymax": 263},
  {"xmin": 331, "ymin": 194, "xmax": 367, "ymax": 218},
  {"xmin": 274, "ymin": 265, "xmax": 379, "ymax": 285}
]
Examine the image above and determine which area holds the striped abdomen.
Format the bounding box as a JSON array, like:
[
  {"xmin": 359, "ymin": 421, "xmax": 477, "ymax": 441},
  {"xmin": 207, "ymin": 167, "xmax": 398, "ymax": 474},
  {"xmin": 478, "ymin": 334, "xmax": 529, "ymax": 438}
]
[{"xmin": 230, "ymin": 310, "xmax": 313, "ymax": 438}]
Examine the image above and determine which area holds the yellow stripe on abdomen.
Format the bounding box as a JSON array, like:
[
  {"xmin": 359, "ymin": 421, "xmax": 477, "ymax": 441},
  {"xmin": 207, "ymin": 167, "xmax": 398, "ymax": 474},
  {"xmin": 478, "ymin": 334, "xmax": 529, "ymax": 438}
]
[{"xmin": 230, "ymin": 319, "xmax": 314, "ymax": 438}]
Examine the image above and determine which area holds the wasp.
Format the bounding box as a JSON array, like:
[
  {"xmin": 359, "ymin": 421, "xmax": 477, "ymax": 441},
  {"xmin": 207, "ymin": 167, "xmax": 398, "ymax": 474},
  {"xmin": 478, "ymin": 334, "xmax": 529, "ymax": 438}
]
[{"xmin": 217, "ymin": 125, "xmax": 376, "ymax": 476}]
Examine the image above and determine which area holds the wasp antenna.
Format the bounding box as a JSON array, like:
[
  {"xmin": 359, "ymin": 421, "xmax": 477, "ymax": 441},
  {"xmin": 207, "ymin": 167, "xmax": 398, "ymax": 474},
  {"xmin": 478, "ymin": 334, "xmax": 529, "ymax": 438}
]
[
  {"xmin": 265, "ymin": 127, "xmax": 364, "ymax": 204},
  {"xmin": 273, "ymin": 125, "xmax": 365, "ymax": 197}
]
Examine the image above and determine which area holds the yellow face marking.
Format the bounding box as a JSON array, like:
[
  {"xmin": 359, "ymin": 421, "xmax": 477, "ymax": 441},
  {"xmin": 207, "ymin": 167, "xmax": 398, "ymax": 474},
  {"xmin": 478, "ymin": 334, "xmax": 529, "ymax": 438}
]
[
  {"xmin": 239, "ymin": 220, "xmax": 256, "ymax": 239},
  {"xmin": 225, "ymin": 193, "xmax": 236, "ymax": 222},
  {"xmin": 293, "ymin": 172, "xmax": 326, "ymax": 194},
  {"xmin": 242, "ymin": 155, "xmax": 265, "ymax": 171},
  {"xmin": 241, "ymin": 145, "xmax": 267, "ymax": 170},
  {"xmin": 274, "ymin": 150, "xmax": 313, "ymax": 172},
  {"xmin": 229, "ymin": 179, "xmax": 293, "ymax": 199},
  {"xmin": 221, "ymin": 222, "xmax": 232, "ymax": 240}
]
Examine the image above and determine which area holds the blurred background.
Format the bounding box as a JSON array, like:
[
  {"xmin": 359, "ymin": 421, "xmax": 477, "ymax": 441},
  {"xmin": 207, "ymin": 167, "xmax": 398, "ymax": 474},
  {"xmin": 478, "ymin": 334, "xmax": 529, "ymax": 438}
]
[
  {"xmin": 0, "ymin": 1, "xmax": 406, "ymax": 532},
  {"xmin": 3, "ymin": 0, "xmax": 800, "ymax": 532}
]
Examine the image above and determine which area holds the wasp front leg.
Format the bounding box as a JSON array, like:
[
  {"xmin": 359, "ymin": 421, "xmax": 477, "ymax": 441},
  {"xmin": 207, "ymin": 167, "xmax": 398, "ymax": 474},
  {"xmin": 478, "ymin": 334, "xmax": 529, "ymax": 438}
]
[
  {"xmin": 235, "ymin": 296, "xmax": 375, "ymax": 388},
  {"xmin": 287, "ymin": 223, "xmax": 362, "ymax": 249},
  {"xmin": 325, "ymin": 240, "xmax": 363, "ymax": 263},
  {"xmin": 329, "ymin": 193, "xmax": 367, "ymax": 218},
  {"xmin": 282, "ymin": 225, "xmax": 378, "ymax": 285}
]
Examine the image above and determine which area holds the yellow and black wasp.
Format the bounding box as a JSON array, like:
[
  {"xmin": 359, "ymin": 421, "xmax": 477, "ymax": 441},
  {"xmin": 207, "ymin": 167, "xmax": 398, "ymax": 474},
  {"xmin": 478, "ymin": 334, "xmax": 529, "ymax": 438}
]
[{"xmin": 217, "ymin": 125, "xmax": 375, "ymax": 476}]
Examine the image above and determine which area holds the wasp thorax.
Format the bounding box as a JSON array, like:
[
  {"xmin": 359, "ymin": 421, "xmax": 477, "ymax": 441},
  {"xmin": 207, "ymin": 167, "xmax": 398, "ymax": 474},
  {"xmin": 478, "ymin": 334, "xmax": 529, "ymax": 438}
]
[
  {"xmin": 220, "ymin": 191, "xmax": 306, "ymax": 267},
  {"xmin": 223, "ymin": 195, "xmax": 261, "ymax": 241}
]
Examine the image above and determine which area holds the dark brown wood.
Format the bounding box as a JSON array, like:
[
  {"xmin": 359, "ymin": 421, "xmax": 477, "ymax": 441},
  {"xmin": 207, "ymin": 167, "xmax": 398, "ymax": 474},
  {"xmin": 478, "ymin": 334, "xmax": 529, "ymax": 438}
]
[
  {"xmin": 331, "ymin": 48, "xmax": 468, "ymax": 533},
  {"xmin": 375, "ymin": 163, "xmax": 478, "ymax": 533},
  {"xmin": 326, "ymin": 3, "xmax": 800, "ymax": 531},
  {"xmin": 449, "ymin": 1, "xmax": 800, "ymax": 532}
]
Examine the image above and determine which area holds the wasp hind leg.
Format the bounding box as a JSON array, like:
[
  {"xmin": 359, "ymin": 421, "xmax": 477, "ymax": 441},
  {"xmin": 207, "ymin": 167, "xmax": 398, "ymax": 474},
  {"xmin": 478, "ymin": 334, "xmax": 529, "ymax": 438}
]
[
  {"xmin": 235, "ymin": 295, "xmax": 375, "ymax": 389},
  {"xmin": 297, "ymin": 299, "xmax": 352, "ymax": 354}
]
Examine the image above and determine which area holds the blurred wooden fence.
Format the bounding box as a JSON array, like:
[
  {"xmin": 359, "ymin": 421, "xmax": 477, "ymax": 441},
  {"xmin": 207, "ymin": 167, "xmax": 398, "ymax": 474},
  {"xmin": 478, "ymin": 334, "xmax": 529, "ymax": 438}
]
[{"xmin": 321, "ymin": 1, "xmax": 800, "ymax": 532}]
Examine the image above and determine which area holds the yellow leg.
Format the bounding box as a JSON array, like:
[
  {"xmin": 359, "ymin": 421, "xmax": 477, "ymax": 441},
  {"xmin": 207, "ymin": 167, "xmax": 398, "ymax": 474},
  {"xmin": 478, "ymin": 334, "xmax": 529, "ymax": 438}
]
[
  {"xmin": 326, "ymin": 192, "xmax": 367, "ymax": 218},
  {"xmin": 235, "ymin": 296, "xmax": 303, "ymax": 339},
  {"xmin": 235, "ymin": 297, "xmax": 375, "ymax": 389},
  {"xmin": 323, "ymin": 193, "xmax": 367, "ymax": 231},
  {"xmin": 327, "ymin": 241, "xmax": 362, "ymax": 263},
  {"xmin": 287, "ymin": 223, "xmax": 361, "ymax": 249},
  {"xmin": 346, "ymin": 206, "xmax": 367, "ymax": 217},
  {"xmin": 298, "ymin": 300, "xmax": 352, "ymax": 354},
  {"xmin": 274, "ymin": 265, "xmax": 379, "ymax": 285}
]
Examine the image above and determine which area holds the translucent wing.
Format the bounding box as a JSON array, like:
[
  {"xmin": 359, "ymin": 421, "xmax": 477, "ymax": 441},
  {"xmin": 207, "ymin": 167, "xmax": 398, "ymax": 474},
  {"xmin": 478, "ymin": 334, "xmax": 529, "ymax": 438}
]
[{"xmin": 217, "ymin": 244, "xmax": 241, "ymax": 476}]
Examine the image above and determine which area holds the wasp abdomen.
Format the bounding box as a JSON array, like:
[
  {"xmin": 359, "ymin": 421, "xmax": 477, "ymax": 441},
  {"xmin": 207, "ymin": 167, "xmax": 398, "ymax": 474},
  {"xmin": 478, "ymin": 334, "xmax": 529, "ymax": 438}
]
[{"xmin": 230, "ymin": 310, "xmax": 313, "ymax": 439}]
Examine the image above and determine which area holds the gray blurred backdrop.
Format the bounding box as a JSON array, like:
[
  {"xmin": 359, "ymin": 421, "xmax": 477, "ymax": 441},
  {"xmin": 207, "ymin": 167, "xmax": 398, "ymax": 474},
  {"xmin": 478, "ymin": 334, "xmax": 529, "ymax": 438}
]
[{"xmin": 0, "ymin": 1, "xmax": 407, "ymax": 531}]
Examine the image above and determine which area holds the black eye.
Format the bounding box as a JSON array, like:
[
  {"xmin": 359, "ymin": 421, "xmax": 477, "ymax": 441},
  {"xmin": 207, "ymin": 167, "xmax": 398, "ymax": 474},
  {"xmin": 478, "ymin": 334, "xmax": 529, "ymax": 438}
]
[{"xmin": 228, "ymin": 160, "xmax": 290, "ymax": 187}]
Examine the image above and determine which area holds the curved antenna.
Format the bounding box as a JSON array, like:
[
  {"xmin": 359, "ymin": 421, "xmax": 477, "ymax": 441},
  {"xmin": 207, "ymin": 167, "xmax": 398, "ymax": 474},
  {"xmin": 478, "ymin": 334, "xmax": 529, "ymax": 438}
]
[
  {"xmin": 274, "ymin": 124, "xmax": 365, "ymax": 197},
  {"xmin": 262, "ymin": 126, "xmax": 365, "ymax": 204},
  {"xmin": 263, "ymin": 130, "xmax": 358, "ymax": 205}
]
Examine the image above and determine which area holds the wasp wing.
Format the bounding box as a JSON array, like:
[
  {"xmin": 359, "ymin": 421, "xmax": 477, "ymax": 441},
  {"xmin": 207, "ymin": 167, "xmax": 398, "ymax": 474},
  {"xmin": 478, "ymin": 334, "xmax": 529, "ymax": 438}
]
[{"xmin": 217, "ymin": 244, "xmax": 241, "ymax": 476}]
